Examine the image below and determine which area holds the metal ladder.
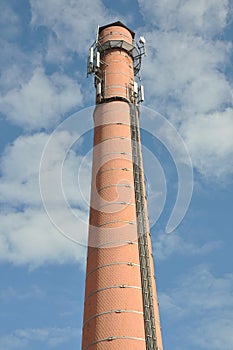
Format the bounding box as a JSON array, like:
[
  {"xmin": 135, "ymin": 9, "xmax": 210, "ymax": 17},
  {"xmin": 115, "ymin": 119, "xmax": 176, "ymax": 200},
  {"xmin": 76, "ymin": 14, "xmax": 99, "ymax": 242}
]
[{"xmin": 130, "ymin": 103, "xmax": 158, "ymax": 350}]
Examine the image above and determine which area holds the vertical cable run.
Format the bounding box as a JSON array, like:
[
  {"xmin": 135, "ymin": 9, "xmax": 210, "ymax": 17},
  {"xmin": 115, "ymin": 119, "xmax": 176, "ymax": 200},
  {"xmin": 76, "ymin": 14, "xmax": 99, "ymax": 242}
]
[{"xmin": 130, "ymin": 102, "xmax": 158, "ymax": 350}]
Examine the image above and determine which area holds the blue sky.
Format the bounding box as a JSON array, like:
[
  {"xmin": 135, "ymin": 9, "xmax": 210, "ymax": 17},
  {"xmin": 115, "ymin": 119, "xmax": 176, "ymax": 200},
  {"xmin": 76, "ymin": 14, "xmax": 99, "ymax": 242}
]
[{"xmin": 0, "ymin": 0, "xmax": 233, "ymax": 349}]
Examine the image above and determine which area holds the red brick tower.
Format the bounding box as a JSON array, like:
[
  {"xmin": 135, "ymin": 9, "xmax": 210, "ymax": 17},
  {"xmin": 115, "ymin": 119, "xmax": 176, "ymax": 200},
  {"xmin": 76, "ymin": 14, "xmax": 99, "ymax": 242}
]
[{"xmin": 82, "ymin": 21, "xmax": 163, "ymax": 350}]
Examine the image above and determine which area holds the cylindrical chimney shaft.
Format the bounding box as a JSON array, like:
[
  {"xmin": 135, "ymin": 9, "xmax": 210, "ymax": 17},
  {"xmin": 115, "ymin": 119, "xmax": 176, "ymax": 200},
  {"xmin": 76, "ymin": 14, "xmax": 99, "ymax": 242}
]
[{"xmin": 82, "ymin": 22, "xmax": 163, "ymax": 350}]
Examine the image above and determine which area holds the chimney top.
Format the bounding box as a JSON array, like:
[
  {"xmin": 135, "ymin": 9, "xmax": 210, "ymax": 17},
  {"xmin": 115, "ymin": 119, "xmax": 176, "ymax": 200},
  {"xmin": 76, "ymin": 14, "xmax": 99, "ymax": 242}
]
[{"xmin": 98, "ymin": 21, "xmax": 135, "ymax": 39}]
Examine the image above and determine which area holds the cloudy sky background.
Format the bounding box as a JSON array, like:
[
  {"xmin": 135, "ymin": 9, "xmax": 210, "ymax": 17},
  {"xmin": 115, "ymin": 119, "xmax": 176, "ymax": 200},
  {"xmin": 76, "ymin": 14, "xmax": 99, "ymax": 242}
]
[{"xmin": 0, "ymin": 0, "xmax": 233, "ymax": 349}]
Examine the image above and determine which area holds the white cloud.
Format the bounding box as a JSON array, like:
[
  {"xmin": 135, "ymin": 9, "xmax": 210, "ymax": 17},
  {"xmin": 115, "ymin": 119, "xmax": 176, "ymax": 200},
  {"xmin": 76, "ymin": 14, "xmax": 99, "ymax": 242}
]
[
  {"xmin": 137, "ymin": 2, "xmax": 233, "ymax": 179},
  {"xmin": 0, "ymin": 334, "xmax": 27, "ymax": 350},
  {"xmin": 153, "ymin": 231, "xmax": 221, "ymax": 260},
  {"xmin": 0, "ymin": 285, "xmax": 45, "ymax": 302},
  {"xmin": 160, "ymin": 267, "xmax": 233, "ymax": 349},
  {"xmin": 0, "ymin": 131, "xmax": 91, "ymax": 209},
  {"xmin": 0, "ymin": 68, "xmax": 83, "ymax": 131},
  {"xmin": 0, "ymin": 4, "xmax": 84, "ymax": 130},
  {"xmin": 181, "ymin": 108, "xmax": 233, "ymax": 178},
  {"xmin": 0, "ymin": 132, "xmax": 88, "ymax": 208},
  {"xmin": 30, "ymin": 0, "xmax": 115, "ymax": 55},
  {"xmin": 142, "ymin": 31, "xmax": 232, "ymax": 117},
  {"xmin": 0, "ymin": 2, "xmax": 20, "ymax": 40},
  {"xmin": 0, "ymin": 327, "xmax": 79, "ymax": 350},
  {"xmin": 0, "ymin": 208, "xmax": 87, "ymax": 269},
  {"xmin": 172, "ymin": 268, "xmax": 233, "ymax": 311},
  {"xmin": 192, "ymin": 314, "xmax": 233, "ymax": 349},
  {"xmin": 45, "ymin": 37, "xmax": 72, "ymax": 65},
  {"xmin": 0, "ymin": 41, "xmax": 40, "ymax": 96},
  {"xmin": 138, "ymin": 0, "xmax": 231, "ymax": 37},
  {"xmin": 0, "ymin": 3, "xmax": 42, "ymax": 99},
  {"xmin": 158, "ymin": 293, "xmax": 185, "ymax": 318},
  {"xmin": 0, "ymin": 132, "xmax": 89, "ymax": 268},
  {"xmin": 0, "ymin": 133, "xmax": 48, "ymax": 207}
]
